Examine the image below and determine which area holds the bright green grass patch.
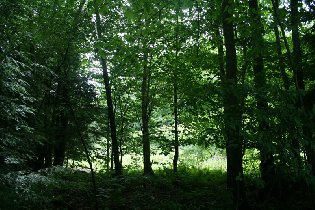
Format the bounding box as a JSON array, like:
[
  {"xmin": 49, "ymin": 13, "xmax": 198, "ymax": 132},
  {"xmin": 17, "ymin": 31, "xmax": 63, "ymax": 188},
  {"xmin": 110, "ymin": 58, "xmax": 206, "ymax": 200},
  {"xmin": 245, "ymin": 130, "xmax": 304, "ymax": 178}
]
[
  {"xmin": 70, "ymin": 144, "xmax": 228, "ymax": 172},
  {"xmin": 67, "ymin": 146, "xmax": 261, "ymax": 179}
]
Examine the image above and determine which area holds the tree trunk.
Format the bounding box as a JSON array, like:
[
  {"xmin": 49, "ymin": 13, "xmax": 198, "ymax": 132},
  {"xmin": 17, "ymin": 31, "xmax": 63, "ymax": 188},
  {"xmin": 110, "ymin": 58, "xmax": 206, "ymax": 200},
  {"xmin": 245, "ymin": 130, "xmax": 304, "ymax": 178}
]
[
  {"xmin": 240, "ymin": 44, "xmax": 249, "ymax": 156},
  {"xmin": 70, "ymin": 106, "xmax": 99, "ymax": 210},
  {"xmin": 304, "ymin": 90, "xmax": 315, "ymax": 174},
  {"xmin": 142, "ymin": 49, "xmax": 154, "ymax": 175},
  {"xmin": 248, "ymin": 0, "xmax": 275, "ymax": 189},
  {"xmin": 94, "ymin": 0, "xmax": 122, "ymax": 176},
  {"xmin": 173, "ymin": 65, "xmax": 179, "ymax": 173},
  {"xmin": 290, "ymin": 0, "xmax": 315, "ymax": 173},
  {"xmin": 53, "ymin": 79, "xmax": 69, "ymax": 166},
  {"xmin": 100, "ymin": 58, "xmax": 122, "ymax": 176},
  {"xmin": 53, "ymin": 112, "xmax": 68, "ymax": 166},
  {"xmin": 173, "ymin": 0, "xmax": 180, "ymax": 174},
  {"xmin": 290, "ymin": 0, "xmax": 305, "ymax": 168},
  {"xmin": 0, "ymin": 153, "xmax": 4, "ymax": 168},
  {"xmin": 274, "ymin": 24, "xmax": 290, "ymax": 90},
  {"xmin": 272, "ymin": 0, "xmax": 290, "ymax": 91},
  {"xmin": 272, "ymin": 0, "xmax": 303, "ymax": 168},
  {"xmin": 36, "ymin": 114, "xmax": 53, "ymax": 169},
  {"xmin": 222, "ymin": 0, "xmax": 245, "ymax": 207},
  {"xmin": 271, "ymin": 0, "xmax": 295, "ymax": 77},
  {"xmin": 44, "ymin": 139, "xmax": 53, "ymax": 168},
  {"xmin": 291, "ymin": 0, "xmax": 304, "ymax": 91},
  {"xmin": 106, "ymin": 119, "xmax": 110, "ymax": 173}
]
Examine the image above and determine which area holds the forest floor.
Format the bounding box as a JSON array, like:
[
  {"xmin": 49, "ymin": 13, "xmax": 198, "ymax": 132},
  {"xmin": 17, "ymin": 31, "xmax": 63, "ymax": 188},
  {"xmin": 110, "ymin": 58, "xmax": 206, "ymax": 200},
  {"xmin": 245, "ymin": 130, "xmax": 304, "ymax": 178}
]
[{"xmin": 1, "ymin": 166, "xmax": 314, "ymax": 210}]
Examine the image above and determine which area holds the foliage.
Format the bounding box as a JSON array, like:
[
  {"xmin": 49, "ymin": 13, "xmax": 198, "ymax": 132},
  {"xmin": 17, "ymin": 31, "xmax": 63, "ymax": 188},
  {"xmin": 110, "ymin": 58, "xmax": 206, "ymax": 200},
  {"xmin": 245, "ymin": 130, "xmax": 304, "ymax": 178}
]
[{"xmin": 1, "ymin": 0, "xmax": 315, "ymax": 208}]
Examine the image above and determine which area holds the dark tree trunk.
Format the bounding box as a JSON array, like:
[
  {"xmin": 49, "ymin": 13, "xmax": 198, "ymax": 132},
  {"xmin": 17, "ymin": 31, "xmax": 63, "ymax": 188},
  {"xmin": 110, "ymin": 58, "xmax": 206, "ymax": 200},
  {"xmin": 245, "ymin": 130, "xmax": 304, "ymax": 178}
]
[
  {"xmin": 249, "ymin": 0, "xmax": 275, "ymax": 194},
  {"xmin": 271, "ymin": 0, "xmax": 295, "ymax": 75},
  {"xmin": 94, "ymin": 0, "xmax": 122, "ymax": 176},
  {"xmin": 142, "ymin": 50, "xmax": 153, "ymax": 175},
  {"xmin": 291, "ymin": 0, "xmax": 315, "ymax": 173},
  {"xmin": 290, "ymin": 0, "xmax": 305, "ymax": 169},
  {"xmin": 248, "ymin": 0, "xmax": 275, "ymax": 188},
  {"xmin": 106, "ymin": 136, "xmax": 110, "ymax": 172},
  {"xmin": 32, "ymin": 144, "xmax": 45, "ymax": 170},
  {"xmin": 173, "ymin": 1, "xmax": 180, "ymax": 174},
  {"xmin": 119, "ymin": 137, "xmax": 123, "ymax": 164},
  {"xmin": 53, "ymin": 111, "xmax": 68, "ymax": 166},
  {"xmin": 106, "ymin": 119, "xmax": 110, "ymax": 172},
  {"xmin": 272, "ymin": 0, "xmax": 290, "ymax": 91},
  {"xmin": 117, "ymin": 96, "xmax": 128, "ymax": 165},
  {"xmin": 53, "ymin": 78, "xmax": 69, "ymax": 166},
  {"xmin": 304, "ymin": 90, "xmax": 315, "ymax": 174},
  {"xmin": 69, "ymin": 105, "xmax": 99, "ymax": 210},
  {"xmin": 100, "ymin": 58, "xmax": 122, "ymax": 176},
  {"xmin": 291, "ymin": 0, "xmax": 304, "ymax": 92},
  {"xmin": 33, "ymin": 113, "xmax": 49, "ymax": 170},
  {"xmin": 0, "ymin": 154, "xmax": 4, "ymax": 168},
  {"xmin": 274, "ymin": 24, "xmax": 290, "ymax": 90},
  {"xmin": 222, "ymin": 0, "xmax": 245, "ymax": 207},
  {"xmin": 240, "ymin": 44, "xmax": 249, "ymax": 157},
  {"xmin": 44, "ymin": 140, "xmax": 53, "ymax": 167},
  {"xmin": 173, "ymin": 67, "xmax": 179, "ymax": 173},
  {"xmin": 272, "ymin": 0, "xmax": 303, "ymax": 168}
]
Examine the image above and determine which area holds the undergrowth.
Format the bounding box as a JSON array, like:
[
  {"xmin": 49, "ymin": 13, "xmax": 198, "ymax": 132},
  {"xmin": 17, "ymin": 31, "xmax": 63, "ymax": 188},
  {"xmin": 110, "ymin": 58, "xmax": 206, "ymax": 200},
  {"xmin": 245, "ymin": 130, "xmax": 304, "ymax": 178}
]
[{"xmin": 1, "ymin": 165, "xmax": 315, "ymax": 209}]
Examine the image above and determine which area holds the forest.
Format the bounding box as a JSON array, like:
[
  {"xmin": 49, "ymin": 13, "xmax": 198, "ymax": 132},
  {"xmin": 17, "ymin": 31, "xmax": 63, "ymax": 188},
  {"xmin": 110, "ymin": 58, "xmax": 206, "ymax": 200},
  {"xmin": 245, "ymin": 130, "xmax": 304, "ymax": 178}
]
[{"xmin": 0, "ymin": 0, "xmax": 315, "ymax": 209}]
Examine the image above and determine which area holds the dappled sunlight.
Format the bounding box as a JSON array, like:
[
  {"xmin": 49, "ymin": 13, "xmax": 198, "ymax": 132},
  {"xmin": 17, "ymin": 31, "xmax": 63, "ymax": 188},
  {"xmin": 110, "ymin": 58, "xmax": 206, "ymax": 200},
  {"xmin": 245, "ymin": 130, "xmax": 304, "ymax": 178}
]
[{"xmin": 1, "ymin": 0, "xmax": 315, "ymax": 209}]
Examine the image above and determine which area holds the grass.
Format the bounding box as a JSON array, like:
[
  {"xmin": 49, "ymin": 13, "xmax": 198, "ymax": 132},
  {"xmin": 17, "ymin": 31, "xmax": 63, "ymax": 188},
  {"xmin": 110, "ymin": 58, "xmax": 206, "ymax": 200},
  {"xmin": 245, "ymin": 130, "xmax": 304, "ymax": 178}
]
[
  {"xmin": 1, "ymin": 166, "xmax": 232, "ymax": 210},
  {"xmin": 70, "ymin": 144, "xmax": 228, "ymax": 172},
  {"xmin": 1, "ymin": 147, "xmax": 314, "ymax": 209},
  {"xmin": 122, "ymin": 154, "xmax": 227, "ymax": 172},
  {"xmin": 2, "ymin": 164, "xmax": 315, "ymax": 209}
]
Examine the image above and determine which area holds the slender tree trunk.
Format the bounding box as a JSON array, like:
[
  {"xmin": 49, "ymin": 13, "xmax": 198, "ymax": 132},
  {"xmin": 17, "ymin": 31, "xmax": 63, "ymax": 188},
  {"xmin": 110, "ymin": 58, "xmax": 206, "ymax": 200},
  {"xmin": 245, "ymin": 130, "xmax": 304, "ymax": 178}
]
[
  {"xmin": 271, "ymin": 0, "xmax": 292, "ymax": 68},
  {"xmin": 119, "ymin": 137, "xmax": 123, "ymax": 164},
  {"xmin": 291, "ymin": 0, "xmax": 315, "ymax": 173},
  {"xmin": 93, "ymin": 0, "xmax": 122, "ymax": 176},
  {"xmin": 70, "ymin": 107, "xmax": 99, "ymax": 210},
  {"xmin": 274, "ymin": 24, "xmax": 290, "ymax": 90},
  {"xmin": 271, "ymin": 0, "xmax": 300, "ymax": 89},
  {"xmin": 304, "ymin": 90, "xmax": 315, "ymax": 175},
  {"xmin": 0, "ymin": 153, "xmax": 4, "ymax": 168},
  {"xmin": 173, "ymin": 65, "xmax": 179, "ymax": 173},
  {"xmin": 106, "ymin": 119, "xmax": 110, "ymax": 173},
  {"xmin": 53, "ymin": 79, "xmax": 69, "ymax": 166},
  {"xmin": 291, "ymin": 0, "xmax": 304, "ymax": 92},
  {"xmin": 173, "ymin": 0, "xmax": 180, "ymax": 173},
  {"xmin": 272, "ymin": 0, "xmax": 290, "ymax": 91},
  {"xmin": 45, "ymin": 0, "xmax": 87, "ymax": 168},
  {"xmin": 271, "ymin": 0, "xmax": 304, "ymax": 169},
  {"xmin": 290, "ymin": 0, "xmax": 305, "ymax": 168},
  {"xmin": 222, "ymin": 0, "xmax": 245, "ymax": 207},
  {"xmin": 240, "ymin": 44, "xmax": 249, "ymax": 156},
  {"xmin": 99, "ymin": 57, "xmax": 122, "ymax": 176},
  {"xmin": 248, "ymin": 0, "xmax": 275, "ymax": 190},
  {"xmin": 53, "ymin": 112, "xmax": 68, "ymax": 166},
  {"xmin": 142, "ymin": 49, "xmax": 154, "ymax": 175},
  {"xmin": 43, "ymin": 114, "xmax": 53, "ymax": 168},
  {"xmin": 118, "ymin": 96, "xmax": 128, "ymax": 164},
  {"xmin": 111, "ymin": 152, "xmax": 114, "ymax": 171}
]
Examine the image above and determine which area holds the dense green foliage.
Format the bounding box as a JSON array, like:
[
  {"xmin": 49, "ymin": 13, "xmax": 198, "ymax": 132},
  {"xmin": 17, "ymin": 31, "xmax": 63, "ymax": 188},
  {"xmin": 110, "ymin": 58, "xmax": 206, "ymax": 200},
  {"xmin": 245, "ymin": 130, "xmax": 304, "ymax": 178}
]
[{"xmin": 1, "ymin": 0, "xmax": 315, "ymax": 209}]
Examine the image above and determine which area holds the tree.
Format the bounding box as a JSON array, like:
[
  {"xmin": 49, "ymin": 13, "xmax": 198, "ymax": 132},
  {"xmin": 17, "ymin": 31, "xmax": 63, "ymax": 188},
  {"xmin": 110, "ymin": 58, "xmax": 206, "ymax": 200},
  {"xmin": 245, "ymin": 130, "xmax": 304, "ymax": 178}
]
[
  {"xmin": 172, "ymin": 0, "xmax": 181, "ymax": 174},
  {"xmin": 248, "ymin": 0, "xmax": 275, "ymax": 189},
  {"xmin": 221, "ymin": 0, "xmax": 245, "ymax": 206},
  {"xmin": 93, "ymin": 0, "xmax": 122, "ymax": 176}
]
